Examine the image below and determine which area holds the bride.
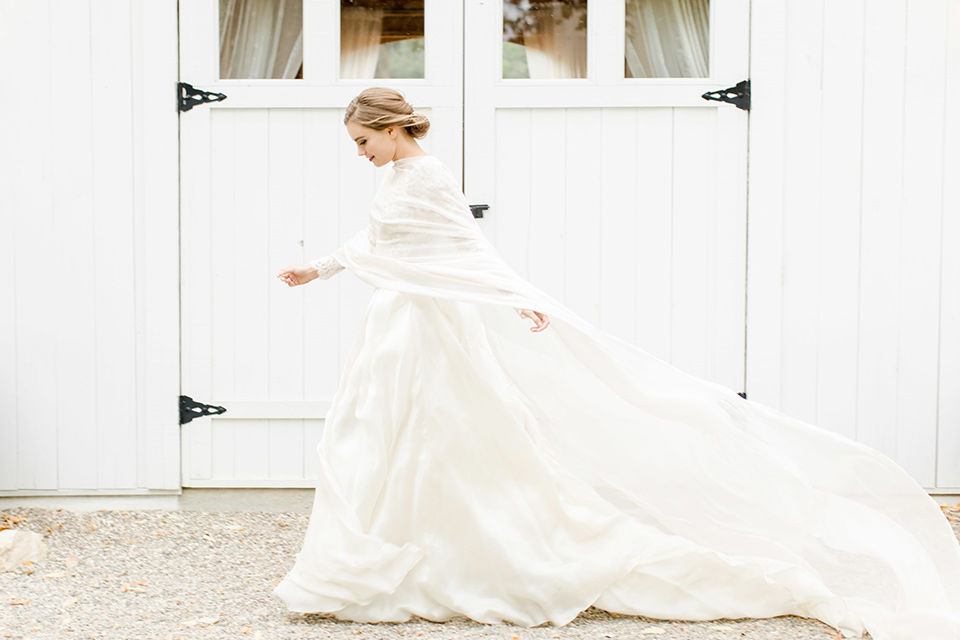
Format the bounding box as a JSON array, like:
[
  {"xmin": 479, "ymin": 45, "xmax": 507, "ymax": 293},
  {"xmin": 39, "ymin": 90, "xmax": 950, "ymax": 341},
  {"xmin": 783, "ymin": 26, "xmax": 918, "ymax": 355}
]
[{"xmin": 274, "ymin": 88, "xmax": 960, "ymax": 640}]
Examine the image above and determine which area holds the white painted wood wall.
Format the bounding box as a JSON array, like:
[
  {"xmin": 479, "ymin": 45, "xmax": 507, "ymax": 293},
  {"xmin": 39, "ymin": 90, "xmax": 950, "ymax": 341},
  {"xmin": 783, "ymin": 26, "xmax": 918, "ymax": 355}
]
[
  {"xmin": 0, "ymin": 0, "xmax": 181, "ymax": 494},
  {"xmin": 1, "ymin": 0, "xmax": 957, "ymax": 494},
  {"xmin": 747, "ymin": 0, "xmax": 960, "ymax": 490}
]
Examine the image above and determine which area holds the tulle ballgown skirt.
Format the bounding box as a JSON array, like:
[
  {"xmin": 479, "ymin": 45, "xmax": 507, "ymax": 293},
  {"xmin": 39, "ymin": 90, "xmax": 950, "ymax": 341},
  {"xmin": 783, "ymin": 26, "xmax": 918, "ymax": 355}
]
[{"xmin": 275, "ymin": 289, "xmax": 960, "ymax": 638}]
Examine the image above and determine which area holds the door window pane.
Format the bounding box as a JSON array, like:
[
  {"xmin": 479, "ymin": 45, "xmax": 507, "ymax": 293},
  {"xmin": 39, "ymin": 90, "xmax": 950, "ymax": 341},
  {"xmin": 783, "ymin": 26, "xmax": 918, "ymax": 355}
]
[
  {"xmin": 341, "ymin": 0, "xmax": 425, "ymax": 79},
  {"xmin": 220, "ymin": 0, "xmax": 304, "ymax": 79},
  {"xmin": 502, "ymin": 0, "xmax": 587, "ymax": 79},
  {"xmin": 624, "ymin": 0, "xmax": 709, "ymax": 78}
]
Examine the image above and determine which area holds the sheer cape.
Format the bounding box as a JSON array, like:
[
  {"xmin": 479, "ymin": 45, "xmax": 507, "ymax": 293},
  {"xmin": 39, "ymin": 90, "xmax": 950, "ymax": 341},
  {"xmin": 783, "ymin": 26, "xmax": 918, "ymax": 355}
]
[{"xmin": 298, "ymin": 155, "xmax": 960, "ymax": 640}]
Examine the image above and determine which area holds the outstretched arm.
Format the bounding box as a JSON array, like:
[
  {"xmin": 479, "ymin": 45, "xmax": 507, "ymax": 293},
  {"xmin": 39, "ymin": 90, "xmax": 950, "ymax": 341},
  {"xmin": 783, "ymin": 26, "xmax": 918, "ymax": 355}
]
[
  {"xmin": 277, "ymin": 225, "xmax": 373, "ymax": 287},
  {"xmin": 277, "ymin": 255, "xmax": 345, "ymax": 287}
]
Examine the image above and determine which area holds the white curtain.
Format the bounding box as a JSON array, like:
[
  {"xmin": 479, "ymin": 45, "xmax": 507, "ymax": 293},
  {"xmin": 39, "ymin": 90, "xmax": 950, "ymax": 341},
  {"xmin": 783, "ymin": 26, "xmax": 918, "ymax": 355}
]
[
  {"xmin": 522, "ymin": 2, "xmax": 587, "ymax": 79},
  {"xmin": 220, "ymin": 0, "xmax": 303, "ymax": 79},
  {"xmin": 341, "ymin": 7, "xmax": 384, "ymax": 79},
  {"xmin": 625, "ymin": 0, "xmax": 709, "ymax": 78}
]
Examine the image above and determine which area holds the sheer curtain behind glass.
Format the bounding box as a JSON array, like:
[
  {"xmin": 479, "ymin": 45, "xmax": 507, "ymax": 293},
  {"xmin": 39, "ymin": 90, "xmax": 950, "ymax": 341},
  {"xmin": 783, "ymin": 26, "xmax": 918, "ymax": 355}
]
[
  {"xmin": 625, "ymin": 0, "xmax": 708, "ymax": 78},
  {"xmin": 341, "ymin": 1, "xmax": 425, "ymax": 80},
  {"xmin": 503, "ymin": 0, "xmax": 587, "ymax": 80},
  {"xmin": 220, "ymin": 0, "xmax": 303, "ymax": 79},
  {"xmin": 524, "ymin": 2, "xmax": 587, "ymax": 79},
  {"xmin": 341, "ymin": 7, "xmax": 385, "ymax": 78}
]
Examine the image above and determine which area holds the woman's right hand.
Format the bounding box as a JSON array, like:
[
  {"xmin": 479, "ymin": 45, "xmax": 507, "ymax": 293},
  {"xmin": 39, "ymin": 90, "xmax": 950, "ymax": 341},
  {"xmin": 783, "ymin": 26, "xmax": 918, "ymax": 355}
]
[
  {"xmin": 277, "ymin": 264, "xmax": 319, "ymax": 287},
  {"xmin": 519, "ymin": 309, "xmax": 550, "ymax": 332}
]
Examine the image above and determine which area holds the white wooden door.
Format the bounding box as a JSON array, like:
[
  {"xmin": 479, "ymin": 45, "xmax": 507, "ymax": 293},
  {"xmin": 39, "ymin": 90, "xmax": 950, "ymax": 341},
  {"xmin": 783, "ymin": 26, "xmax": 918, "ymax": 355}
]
[
  {"xmin": 178, "ymin": 0, "xmax": 462, "ymax": 486},
  {"xmin": 465, "ymin": 0, "xmax": 750, "ymax": 390},
  {"xmin": 180, "ymin": 0, "xmax": 750, "ymax": 487}
]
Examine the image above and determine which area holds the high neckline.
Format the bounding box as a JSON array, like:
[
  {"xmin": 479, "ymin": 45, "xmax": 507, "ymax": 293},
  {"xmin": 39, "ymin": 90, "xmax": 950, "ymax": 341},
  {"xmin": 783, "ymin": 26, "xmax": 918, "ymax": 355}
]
[{"xmin": 393, "ymin": 155, "xmax": 432, "ymax": 167}]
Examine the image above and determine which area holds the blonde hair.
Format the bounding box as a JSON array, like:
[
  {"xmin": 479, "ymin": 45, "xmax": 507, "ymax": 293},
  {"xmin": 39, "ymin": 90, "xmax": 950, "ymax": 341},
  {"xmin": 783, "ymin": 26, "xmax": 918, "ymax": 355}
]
[{"xmin": 344, "ymin": 88, "xmax": 430, "ymax": 139}]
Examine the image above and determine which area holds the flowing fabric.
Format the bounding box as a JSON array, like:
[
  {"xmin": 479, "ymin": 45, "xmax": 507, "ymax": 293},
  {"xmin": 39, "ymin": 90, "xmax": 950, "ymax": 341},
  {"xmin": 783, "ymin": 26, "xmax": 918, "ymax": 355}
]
[{"xmin": 276, "ymin": 155, "xmax": 960, "ymax": 640}]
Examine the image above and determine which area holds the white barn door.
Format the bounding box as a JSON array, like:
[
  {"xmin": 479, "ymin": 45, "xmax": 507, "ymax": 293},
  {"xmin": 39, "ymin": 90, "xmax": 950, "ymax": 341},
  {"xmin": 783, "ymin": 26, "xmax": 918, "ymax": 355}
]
[
  {"xmin": 178, "ymin": 0, "xmax": 462, "ymax": 486},
  {"xmin": 180, "ymin": 0, "xmax": 749, "ymax": 487},
  {"xmin": 465, "ymin": 0, "xmax": 750, "ymax": 390}
]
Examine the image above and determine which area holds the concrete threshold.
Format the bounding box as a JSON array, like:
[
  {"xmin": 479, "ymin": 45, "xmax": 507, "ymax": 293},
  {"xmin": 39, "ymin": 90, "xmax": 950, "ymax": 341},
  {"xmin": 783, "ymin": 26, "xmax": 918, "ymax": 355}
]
[
  {"xmin": 0, "ymin": 488, "xmax": 315, "ymax": 513},
  {"xmin": 2, "ymin": 489, "xmax": 956, "ymax": 513}
]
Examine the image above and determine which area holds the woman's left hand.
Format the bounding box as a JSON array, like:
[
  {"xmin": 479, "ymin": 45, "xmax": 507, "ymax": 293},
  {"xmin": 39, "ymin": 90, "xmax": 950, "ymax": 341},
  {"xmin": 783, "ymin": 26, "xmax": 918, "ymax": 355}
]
[
  {"xmin": 519, "ymin": 309, "xmax": 550, "ymax": 332},
  {"xmin": 276, "ymin": 264, "xmax": 319, "ymax": 287}
]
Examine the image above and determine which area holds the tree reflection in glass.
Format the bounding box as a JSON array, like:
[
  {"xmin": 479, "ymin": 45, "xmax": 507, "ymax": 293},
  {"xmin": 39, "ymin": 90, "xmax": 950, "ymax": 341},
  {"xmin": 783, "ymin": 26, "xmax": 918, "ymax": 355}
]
[
  {"xmin": 503, "ymin": 0, "xmax": 587, "ymax": 79},
  {"xmin": 341, "ymin": 0, "xmax": 425, "ymax": 79}
]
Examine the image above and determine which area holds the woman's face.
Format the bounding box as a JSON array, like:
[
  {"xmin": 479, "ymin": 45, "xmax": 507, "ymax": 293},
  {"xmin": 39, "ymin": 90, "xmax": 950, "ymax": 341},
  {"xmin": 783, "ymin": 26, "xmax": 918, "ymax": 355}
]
[{"xmin": 346, "ymin": 121, "xmax": 397, "ymax": 168}]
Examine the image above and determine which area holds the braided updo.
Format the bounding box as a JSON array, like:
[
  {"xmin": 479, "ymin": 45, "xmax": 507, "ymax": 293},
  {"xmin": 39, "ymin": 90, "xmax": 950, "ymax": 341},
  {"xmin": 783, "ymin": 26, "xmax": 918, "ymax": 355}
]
[{"xmin": 344, "ymin": 88, "xmax": 430, "ymax": 139}]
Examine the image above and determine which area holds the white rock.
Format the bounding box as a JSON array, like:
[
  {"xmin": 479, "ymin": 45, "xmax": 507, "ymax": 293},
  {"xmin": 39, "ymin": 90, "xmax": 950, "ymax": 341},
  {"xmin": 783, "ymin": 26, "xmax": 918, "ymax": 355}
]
[{"xmin": 0, "ymin": 529, "xmax": 48, "ymax": 571}]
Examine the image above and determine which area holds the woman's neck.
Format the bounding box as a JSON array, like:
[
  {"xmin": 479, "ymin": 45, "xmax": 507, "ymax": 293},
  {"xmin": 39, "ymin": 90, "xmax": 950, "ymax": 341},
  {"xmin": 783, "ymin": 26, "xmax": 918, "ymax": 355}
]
[{"xmin": 393, "ymin": 137, "xmax": 428, "ymax": 161}]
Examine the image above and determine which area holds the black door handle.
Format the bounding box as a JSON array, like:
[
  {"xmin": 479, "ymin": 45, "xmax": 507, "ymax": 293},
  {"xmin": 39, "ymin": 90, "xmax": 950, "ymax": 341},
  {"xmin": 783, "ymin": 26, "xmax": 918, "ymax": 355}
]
[{"xmin": 469, "ymin": 204, "xmax": 489, "ymax": 219}]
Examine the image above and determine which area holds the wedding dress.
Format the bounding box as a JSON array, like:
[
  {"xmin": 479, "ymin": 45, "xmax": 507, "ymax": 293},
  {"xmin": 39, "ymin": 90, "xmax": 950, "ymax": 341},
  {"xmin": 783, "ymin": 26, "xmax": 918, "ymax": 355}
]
[{"xmin": 274, "ymin": 155, "xmax": 960, "ymax": 640}]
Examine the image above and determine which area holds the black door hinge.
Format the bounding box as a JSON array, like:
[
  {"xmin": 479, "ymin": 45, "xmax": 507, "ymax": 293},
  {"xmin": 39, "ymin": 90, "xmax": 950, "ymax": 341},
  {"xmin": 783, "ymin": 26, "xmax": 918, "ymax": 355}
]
[
  {"xmin": 179, "ymin": 395, "xmax": 227, "ymax": 425},
  {"xmin": 178, "ymin": 82, "xmax": 227, "ymax": 113},
  {"xmin": 702, "ymin": 79, "xmax": 750, "ymax": 111}
]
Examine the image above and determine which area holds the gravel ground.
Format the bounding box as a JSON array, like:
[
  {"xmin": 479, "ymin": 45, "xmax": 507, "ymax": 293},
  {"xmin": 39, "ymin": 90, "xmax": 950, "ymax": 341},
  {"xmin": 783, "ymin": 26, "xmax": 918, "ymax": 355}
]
[{"xmin": 1, "ymin": 505, "xmax": 958, "ymax": 640}]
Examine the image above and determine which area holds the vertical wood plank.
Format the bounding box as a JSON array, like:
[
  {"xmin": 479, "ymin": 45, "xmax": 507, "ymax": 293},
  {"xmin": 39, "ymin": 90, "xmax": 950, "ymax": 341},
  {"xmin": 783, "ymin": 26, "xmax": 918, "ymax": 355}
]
[
  {"xmin": 895, "ymin": 0, "xmax": 948, "ymax": 487},
  {"xmin": 302, "ymin": 419, "xmax": 324, "ymax": 481},
  {"xmin": 269, "ymin": 420, "xmax": 306, "ymax": 479},
  {"xmin": 527, "ymin": 108, "xmax": 567, "ymax": 302},
  {"xmin": 267, "ymin": 109, "xmax": 308, "ymax": 477},
  {"xmin": 0, "ymin": 0, "xmax": 48, "ymax": 489},
  {"xmin": 234, "ymin": 420, "xmax": 270, "ymax": 479},
  {"xmin": 464, "ymin": 106, "xmax": 499, "ymax": 245},
  {"xmin": 745, "ymin": 0, "xmax": 788, "ymax": 407},
  {"xmin": 633, "ymin": 109, "xmax": 674, "ymax": 363},
  {"xmin": 268, "ymin": 109, "xmax": 307, "ymax": 404},
  {"xmin": 856, "ymin": 0, "xmax": 907, "ymax": 461},
  {"xmin": 211, "ymin": 419, "xmax": 237, "ymax": 480},
  {"xmin": 210, "ymin": 110, "xmax": 238, "ymax": 404},
  {"xmin": 140, "ymin": 0, "xmax": 181, "ymax": 489},
  {"xmin": 91, "ymin": 0, "xmax": 139, "ymax": 489},
  {"xmin": 670, "ymin": 109, "xmax": 712, "ymax": 379},
  {"xmin": 599, "ymin": 108, "xmax": 638, "ymax": 344},
  {"xmin": 710, "ymin": 107, "xmax": 747, "ymax": 392},
  {"xmin": 494, "ymin": 109, "xmax": 533, "ymax": 279},
  {"xmin": 232, "ymin": 110, "xmax": 272, "ymax": 402},
  {"xmin": 938, "ymin": 0, "xmax": 960, "ymax": 488},
  {"xmin": 303, "ymin": 109, "xmax": 343, "ymax": 402},
  {"xmin": 778, "ymin": 0, "xmax": 824, "ymax": 424},
  {"xmin": 138, "ymin": 0, "xmax": 181, "ymax": 489},
  {"xmin": 816, "ymin": 0, "xmax": 865, "ymax": 440},
  {"xmin": 52, "ymin": 0, "xmax": 99, "ymax": 490},
  {"xmin": 0, "ymin": 172, "xmax": 16, "ymax": 488},
  {"xmin": 231, "ymin": 109, "xmax": 272, "ymax": 480},
  {"xmin": 564, "ymin": 108, "xmax": 602, "ymax": 327}
]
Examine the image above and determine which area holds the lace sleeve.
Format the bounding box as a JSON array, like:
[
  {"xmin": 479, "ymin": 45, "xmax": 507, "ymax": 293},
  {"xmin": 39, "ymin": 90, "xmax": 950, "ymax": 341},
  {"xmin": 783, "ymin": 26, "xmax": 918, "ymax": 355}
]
[{"xmin": 309, "ymin": 255, "xmax": 346, "ymax": 280}]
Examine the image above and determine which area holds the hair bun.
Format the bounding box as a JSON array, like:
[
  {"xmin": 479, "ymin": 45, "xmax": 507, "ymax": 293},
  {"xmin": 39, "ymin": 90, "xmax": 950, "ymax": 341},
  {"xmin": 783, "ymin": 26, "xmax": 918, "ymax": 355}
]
[
  {"xmin": 404, "ymin": 113, "xmax": 431, "ymax": 139},
  {"xmin": 345, "ymin": 88, "xmax": 431, "ymax": 139}
]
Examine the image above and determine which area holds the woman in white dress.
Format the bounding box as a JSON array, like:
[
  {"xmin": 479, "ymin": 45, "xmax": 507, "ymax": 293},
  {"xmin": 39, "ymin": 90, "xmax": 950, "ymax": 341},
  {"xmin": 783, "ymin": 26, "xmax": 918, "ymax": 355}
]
[{"xmin": 274, "ymin": 88, "xmax": 960, "ymax": 640}]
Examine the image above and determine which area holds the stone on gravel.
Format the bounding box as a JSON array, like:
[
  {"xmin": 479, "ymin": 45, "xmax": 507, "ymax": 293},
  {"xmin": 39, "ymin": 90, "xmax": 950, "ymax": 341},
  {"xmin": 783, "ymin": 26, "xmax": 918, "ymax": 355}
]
[{"xmin": 0, "ymin": 529, "xmax": 47, "ymax": 571}]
